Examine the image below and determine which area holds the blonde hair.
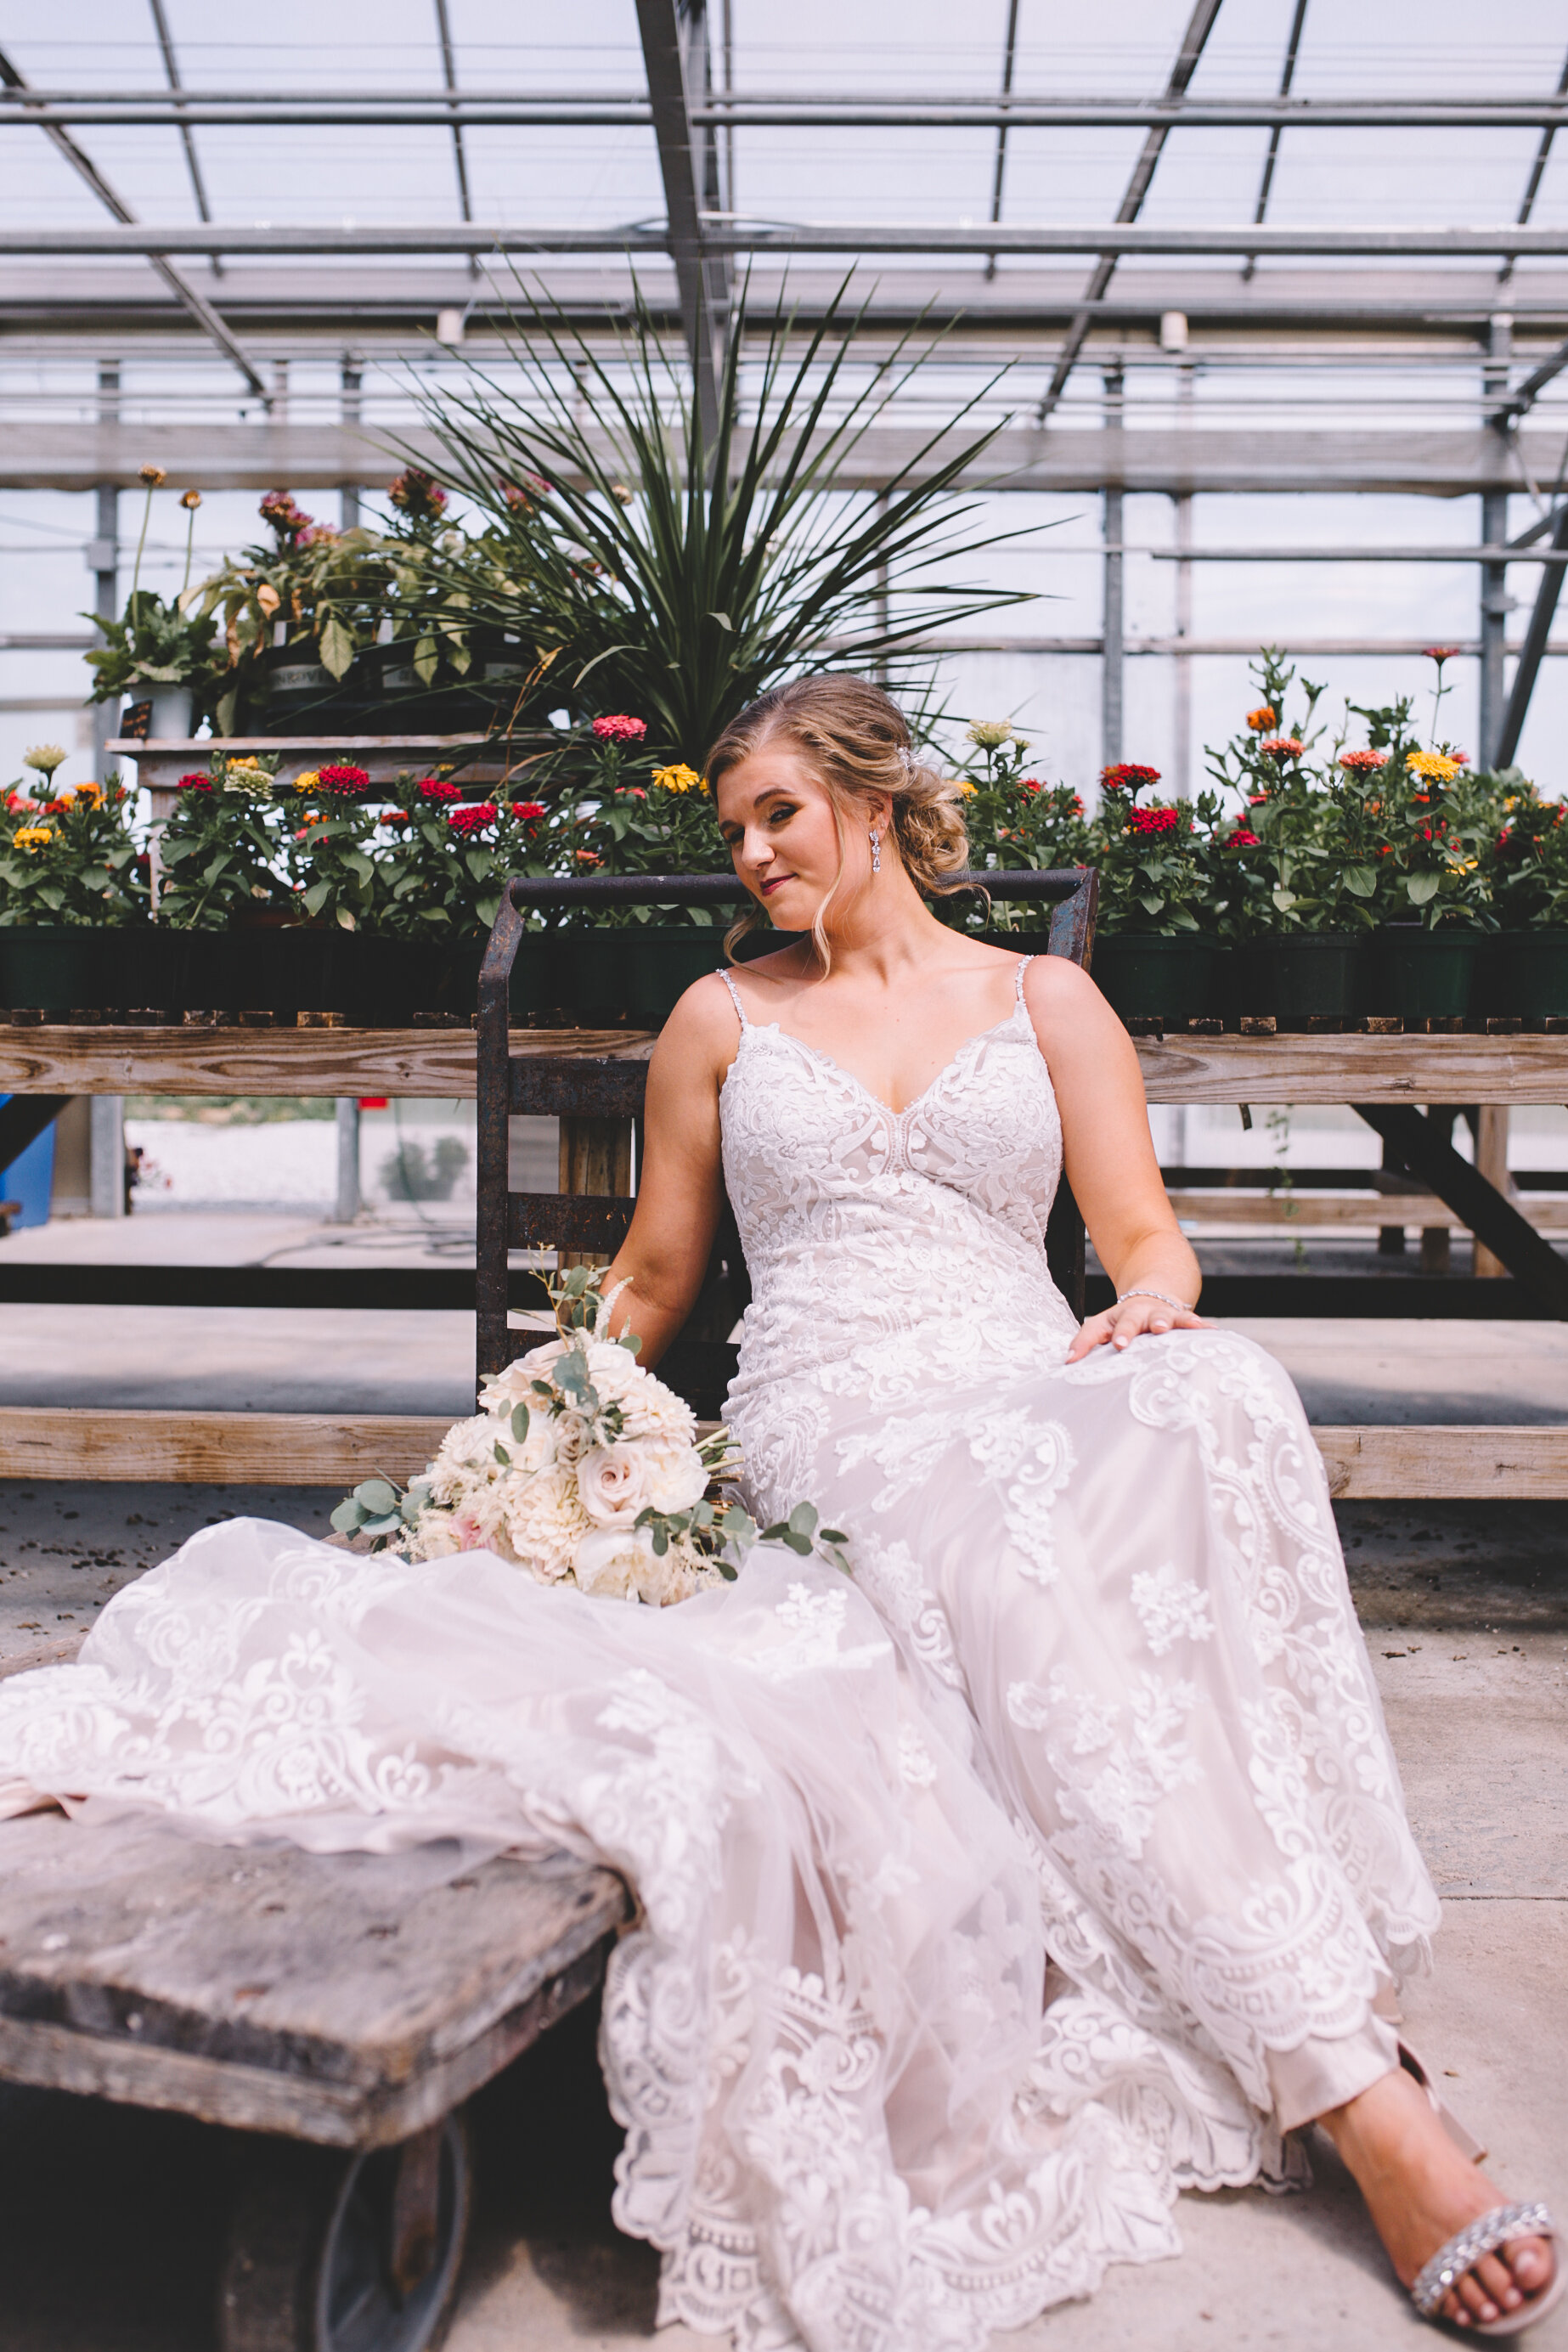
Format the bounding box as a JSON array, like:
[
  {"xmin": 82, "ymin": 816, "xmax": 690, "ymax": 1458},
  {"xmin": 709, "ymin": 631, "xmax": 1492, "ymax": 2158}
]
[{"xmin": 705, "ymin": 676, "xmax": 972, "ymax": 968}]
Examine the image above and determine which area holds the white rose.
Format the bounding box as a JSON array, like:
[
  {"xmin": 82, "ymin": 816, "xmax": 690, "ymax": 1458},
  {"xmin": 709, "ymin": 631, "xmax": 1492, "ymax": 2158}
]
[
  {"xmin": 576, "ymin": 1435, "xmax": 708, "ymax": 1527},
  {"xmin": 572, "ymin": 1523, "xmax": 657, "ymax": 1600},
  {"xmin": 503, "ymin": 1462, "xmax": 589, "ymax": 1582}
]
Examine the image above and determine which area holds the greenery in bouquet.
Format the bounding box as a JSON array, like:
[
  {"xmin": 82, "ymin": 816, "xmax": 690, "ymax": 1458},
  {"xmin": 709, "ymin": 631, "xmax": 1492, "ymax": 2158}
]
[
  {"xmin": 0, "ymin": 749, "xmax": 147, "ymax": 926},
  {"xmin": 82, "ymin": 472, "xmax": 223, "ymax": 712},
  {"xmin": 155, "ymin": 752, "xmax": 293, "ymax": 928},
  {"xmin": 330, "ymin": 1266, "xmax": 849, "ymax": 1605},
  {"xmin": 403, "ymin": 274, "xmax": 1036, "ymax": 766}
]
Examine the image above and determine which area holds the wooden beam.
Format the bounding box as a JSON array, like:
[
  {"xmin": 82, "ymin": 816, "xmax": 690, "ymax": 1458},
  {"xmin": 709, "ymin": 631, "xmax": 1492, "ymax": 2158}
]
[
  {"xmin": 4, "ymin": 1405, "xmax": 1568, "ymax": 1500},
  {"xmin": 0, "ymin": 1026, "xmax": 656, "ymax": 1100},
  {"xmin": 1314, "ymin": 1424, "xmax": 1568, "ymax": 1500},
  {"xmin": 1172, "ymin": 1190, "xmax": 1568, "ymax": 1230},
  {"xmin": 0, "ymin": 1407, "xmax": 451, "ymax": 1486},
  {"xmin": 1136, "ymin": 1030, "xmax": 1568, "ymax": 1104}
]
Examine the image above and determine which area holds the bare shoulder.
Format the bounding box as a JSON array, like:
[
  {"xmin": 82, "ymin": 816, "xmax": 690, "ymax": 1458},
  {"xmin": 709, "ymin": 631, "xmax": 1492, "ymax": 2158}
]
[
  {"xmin": 1019, "ymin": 950, "xmax": 1135, "ymax": 1063},
  {"xmin": 649, "ymin": 967, "xmax": 742, "ymax": 1093}
]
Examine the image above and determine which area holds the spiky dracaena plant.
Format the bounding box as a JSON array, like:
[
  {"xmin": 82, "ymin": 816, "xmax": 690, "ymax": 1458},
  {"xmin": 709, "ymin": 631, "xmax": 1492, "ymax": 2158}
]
[{"xmin": 398, "ymin": 274, "xmax": 1039, "ymax": 764}]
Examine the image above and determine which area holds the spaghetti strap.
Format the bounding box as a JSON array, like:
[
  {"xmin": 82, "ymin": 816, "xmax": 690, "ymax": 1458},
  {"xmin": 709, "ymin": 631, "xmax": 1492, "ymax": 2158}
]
[
  {"xmin": 1013, "ymin": 953, "xmax": 1034, "ymax": 1002},
  {"xmin": 718, "ymin": 967, "xmax": 750, "ymax": 1029}
]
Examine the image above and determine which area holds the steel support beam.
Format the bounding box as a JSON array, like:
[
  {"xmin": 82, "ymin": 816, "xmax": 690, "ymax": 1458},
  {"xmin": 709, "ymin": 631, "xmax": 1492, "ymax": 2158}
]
[
  {"xmin": 432, "ymin": 0, "xmax": 477, "ymax": 278},
  {"xmin": 1039, "ymin": 0, "xmax": 1225, "ymax": 420},
  {"xmin": 1497, "ymin": 499, "xmax": 1568, "ymax": 767},
  {"xmin": 1243, "ymin": 0, "xmax": 1309, "ymax": 282},
  {"xmin": 984, "ymin": 0, "xmax": 1022, "ymax": 285},
  {"xmin": 1481, "ymin": 316, "xmax": 1512, "ymax": 766},
  {"xmin": 635, "ymin": 0, "xmax": 727, "ymax": 449},
  {"xmin": 1500, "ymin": 45, "xmax": 1568, "ymax": 285},
  {"xmin": 1102, "ymin": 369, "xmax": 1124, "ymax": 768},
  {"xmin": 8, "ymin": 423, "xmax": 1568, "ymax": 497},
  {"xmin": 0, "ymin": 48, "xmax": 263, "ymax": 400},
  {"xmin": 21, "ymin": 221, "xmax": 1568, "ymax": 259},
  {"xmin": 146, "ymin": 0, "xmax": 220, "ymax": 277},
  {"xmin": 14, "ymin": 93, "xmax": 1568, "ymax": 132}
]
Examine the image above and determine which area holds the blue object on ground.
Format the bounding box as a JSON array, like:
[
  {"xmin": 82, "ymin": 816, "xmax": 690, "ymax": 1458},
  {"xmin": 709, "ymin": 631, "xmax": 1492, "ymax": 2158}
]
[{"xmin": 0, "ymin": 1095, "xmax": 56, "ymax": 1228}]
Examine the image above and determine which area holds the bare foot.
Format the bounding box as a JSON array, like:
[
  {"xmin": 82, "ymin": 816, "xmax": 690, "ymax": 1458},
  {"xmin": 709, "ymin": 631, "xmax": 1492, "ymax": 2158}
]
[{"xmin": 1321, "ymin": 2065, "xmax": 1555, "ymax": 2329}]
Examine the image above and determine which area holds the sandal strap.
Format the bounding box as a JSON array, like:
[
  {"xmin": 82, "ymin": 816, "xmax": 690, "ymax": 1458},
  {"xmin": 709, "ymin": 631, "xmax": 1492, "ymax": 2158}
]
[{"xmin": 1412, "ymin": 2203, "xmax": 1555, "ymax": 2318}]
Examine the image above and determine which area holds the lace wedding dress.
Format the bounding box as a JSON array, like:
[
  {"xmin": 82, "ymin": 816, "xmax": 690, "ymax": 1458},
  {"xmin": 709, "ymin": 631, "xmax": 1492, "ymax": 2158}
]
[{"xmin": 0, "ymin": 956, "xmax": 1439, "ymax": 2349}]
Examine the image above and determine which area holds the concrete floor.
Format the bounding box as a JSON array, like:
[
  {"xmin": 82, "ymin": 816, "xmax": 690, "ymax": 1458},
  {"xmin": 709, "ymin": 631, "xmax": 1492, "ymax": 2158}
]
[{"xmin": 0, "ymin": 1490, "xmax": 1564, "ymax": 2349}]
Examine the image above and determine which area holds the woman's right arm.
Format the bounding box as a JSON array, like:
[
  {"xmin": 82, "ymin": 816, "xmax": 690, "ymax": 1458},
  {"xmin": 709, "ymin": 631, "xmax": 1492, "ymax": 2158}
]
[{"xmin": 596, "ymin": 977, "xmax": 736, "ymax": 1368}]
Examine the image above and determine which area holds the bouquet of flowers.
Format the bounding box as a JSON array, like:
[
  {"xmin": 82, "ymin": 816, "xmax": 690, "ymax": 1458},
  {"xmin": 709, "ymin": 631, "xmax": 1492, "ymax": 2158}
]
[{"xmin": 331, "ymin": 1266, "xmax": 849, "ymax": 1605}]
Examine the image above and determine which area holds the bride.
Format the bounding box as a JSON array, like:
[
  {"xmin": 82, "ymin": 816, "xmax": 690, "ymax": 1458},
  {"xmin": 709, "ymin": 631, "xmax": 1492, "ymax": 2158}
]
[{"xmin": 0, "ymin": 674, "xmax": 1557, "ymax": 2345}]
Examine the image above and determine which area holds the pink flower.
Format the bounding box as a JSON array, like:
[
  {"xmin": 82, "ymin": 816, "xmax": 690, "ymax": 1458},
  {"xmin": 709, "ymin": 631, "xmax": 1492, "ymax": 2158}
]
[
  {"xmin": 1339, "ymin": 749, "xmax": 1389, "ymax": 773},
  {"xmin": 1423, "ymin": 646, "xmax": 1462, "ymax": 664},
  {"xmin": 1257, "ymin": 736, "xmax": 1305, "ymax": 759},
  {"xmin": 448, "ymin": 803, "xmax": 499, "ymax": 834},
  {"xmin": 592, "ymin": 714, "xmax": 647, "ymax": 744}
]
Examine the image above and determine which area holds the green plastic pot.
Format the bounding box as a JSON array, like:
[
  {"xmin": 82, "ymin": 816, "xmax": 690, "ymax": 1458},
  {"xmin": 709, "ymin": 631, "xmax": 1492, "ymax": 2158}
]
[
  {"xmin": 1237, "ymin": 933, "xmax": 1370, "ymax": 1022},
  {"xmin": 1371, "ymin": 927, "xmax": 1481, "ymax": 1020},
  {"xmin": 1495, "ymin": 928, "xmax": 1568, "ymax": 1018},
  {"xmin": 0, "ymin": 925, "xmax": 178, "ymax": 1014},
  {"xmin": 1090, "ymin": 933, "xmax": 1224, "ymax": 1023}
]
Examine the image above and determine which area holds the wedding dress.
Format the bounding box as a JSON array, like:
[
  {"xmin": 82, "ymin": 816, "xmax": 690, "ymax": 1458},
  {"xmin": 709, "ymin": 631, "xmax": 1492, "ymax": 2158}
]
[{"xmin": 0, "ymin": 955, "xmax": 1440, "ymax": 2349}]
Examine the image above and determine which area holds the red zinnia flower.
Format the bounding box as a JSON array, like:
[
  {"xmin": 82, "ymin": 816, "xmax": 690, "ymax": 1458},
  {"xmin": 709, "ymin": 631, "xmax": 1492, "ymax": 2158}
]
[
  {"xmin": 1128, "ymin": 805, "xmax": 1183, "ymax": 834},
  {"xmin": 511, "ymin": 800, "xmax": 545, "ymax": 822},
  {"xmin": 383, "ymin": 808, "xmax": 411, "ymax": 823},
  {"xmin": 178, "ymin": 771, "xmax": 213, "ymax": 792},
  {"xmin": 318, "ymin": 764, "xmax": 370, "ymax": 795},
  {"xmin": 1226, "ymin": 826, "xmax": 1261, "ymax": 848},
  {"xmin": 1101, "ymin": 762, "xmax": 1161, "ymax": 791},
  {"xmin": 592, "ymin": 714, "xmax": 647, "ymax": 744},
  {"xmin": 1018, "ymin": 777, "xmax": 1043, "ymax": 796},
  {"xmin": 418, "ymin": 778, "xmax": 461, "ymax": 803},
  {"xmin": 448, "ymin": 803, "xmax": 499, "ymax": 834}
]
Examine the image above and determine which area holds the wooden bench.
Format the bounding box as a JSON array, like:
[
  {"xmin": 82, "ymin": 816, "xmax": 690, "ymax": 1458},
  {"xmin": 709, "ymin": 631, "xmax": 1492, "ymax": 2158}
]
[{"xmin": 0, "ymin": 1803, "xmax": 627, "ymax": 2349}]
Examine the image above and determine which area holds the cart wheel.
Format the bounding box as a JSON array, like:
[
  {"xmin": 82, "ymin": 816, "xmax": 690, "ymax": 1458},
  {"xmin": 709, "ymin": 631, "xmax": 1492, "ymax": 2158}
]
[{"xmin": 217, "ymin": 2110, "xmax": 473, "ymax": 2352}]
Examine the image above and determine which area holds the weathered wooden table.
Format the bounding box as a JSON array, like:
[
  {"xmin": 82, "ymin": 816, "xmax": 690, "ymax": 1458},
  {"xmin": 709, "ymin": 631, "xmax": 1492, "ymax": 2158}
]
[{"xmin": 0, "ymin": 1804, "xmax": 628, "ymax": 2350}]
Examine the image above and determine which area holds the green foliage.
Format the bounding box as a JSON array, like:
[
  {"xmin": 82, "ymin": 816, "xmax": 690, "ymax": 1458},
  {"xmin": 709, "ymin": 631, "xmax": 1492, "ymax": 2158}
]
[
  {"xmin": 0, "ymin": 776, "xmax": 147, "ymax": 927},
  {"xmin": 948, "ymin": 725, "xmax": 1095, "ymax": 930},
  {"xmin": 81, "ymin": 588, "xmax": 225, "ymax": 707},
  {"xmin": 155, "ymin": 769, "xmax": 293, "ymax": 929},
  {"xmin": 401, "ymin": 274, "xmax": 1038, "ymax": 766}
]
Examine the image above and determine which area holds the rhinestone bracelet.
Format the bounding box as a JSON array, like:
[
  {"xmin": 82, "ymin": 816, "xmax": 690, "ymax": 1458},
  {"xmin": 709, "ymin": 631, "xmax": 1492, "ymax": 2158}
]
[{"xmin": 1114, "ymin": 1289, "xmax": 1195, "ymax": 1317}]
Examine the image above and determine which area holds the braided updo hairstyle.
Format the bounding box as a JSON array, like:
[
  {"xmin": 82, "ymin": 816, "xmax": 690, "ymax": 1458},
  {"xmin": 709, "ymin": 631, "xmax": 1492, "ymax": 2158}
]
[{"xmin": 704, "ymin": 675, "xmax": 971, "ymax": 967}]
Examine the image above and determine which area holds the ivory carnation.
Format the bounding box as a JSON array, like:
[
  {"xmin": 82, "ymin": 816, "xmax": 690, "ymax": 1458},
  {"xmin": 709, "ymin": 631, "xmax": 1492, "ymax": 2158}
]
[{"xmin": 505, "ymin": 1463, "xmax": 589, "ymax": 1581}]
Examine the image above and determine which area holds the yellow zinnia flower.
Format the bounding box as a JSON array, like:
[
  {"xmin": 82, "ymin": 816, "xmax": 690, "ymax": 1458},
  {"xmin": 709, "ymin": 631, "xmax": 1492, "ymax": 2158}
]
[
  {"xmin": 1407, "ymin": 750, "xmax": 1461, "ymax": 784},
  {"xmin": 14, "ymin": 826, "xmax": 55, "ymax": 849},
  {"xmin": 294, "ymin": 769, "xmax": 320, "ymax": 792},
  {"xmin": 652, "ymin": 763, "xmax": 703, "ymax": 793}
]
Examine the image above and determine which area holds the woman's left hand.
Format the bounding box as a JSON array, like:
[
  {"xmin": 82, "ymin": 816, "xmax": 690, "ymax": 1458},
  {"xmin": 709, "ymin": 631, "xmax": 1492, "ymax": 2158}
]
[{"xmin": 1065, "ymin": 1294, "xmax": 1214, "ymax": 1363}]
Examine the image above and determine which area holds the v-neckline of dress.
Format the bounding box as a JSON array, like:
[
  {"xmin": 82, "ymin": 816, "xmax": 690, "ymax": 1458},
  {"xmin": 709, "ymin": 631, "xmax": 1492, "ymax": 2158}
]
[{"xmin": 742, "ymin": 999, "xmax": 1034, "ymax": 1124}]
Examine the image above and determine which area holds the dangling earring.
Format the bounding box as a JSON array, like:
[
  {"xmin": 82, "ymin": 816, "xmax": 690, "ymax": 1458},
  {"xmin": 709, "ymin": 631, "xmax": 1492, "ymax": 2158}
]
[{"xmin": 870, "ymin": 826, "xmax": 882, "ymax": 873}]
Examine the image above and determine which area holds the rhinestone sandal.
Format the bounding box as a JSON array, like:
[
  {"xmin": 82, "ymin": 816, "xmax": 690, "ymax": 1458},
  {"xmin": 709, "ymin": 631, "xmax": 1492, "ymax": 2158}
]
[{"xmin": 1411, "ymin": 2203, "xmax": 1562, "ymax": 2336}]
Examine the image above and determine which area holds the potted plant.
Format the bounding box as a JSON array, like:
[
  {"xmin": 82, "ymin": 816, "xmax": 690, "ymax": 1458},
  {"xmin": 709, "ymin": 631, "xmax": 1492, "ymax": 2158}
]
[
  {"xmin": 1204, "ymin": 651, "xmax": 1374, "ymax": 1021},
  {"xmin": 1086, "ymin": 764, "xmax": 1227, "ymax": 1022},
  {"xmin": 0, "ymin": 748, "xmax": 151, "ymax": 1012},
  {"xmin": 82, "ymin": 470, "xmax": 223, "ymax": 739},
  {"xmin": 1492, "ymin": 770, "xmax": 1568, "ymax": 1014},
  {"xmin": 404, "ymin": 276, "xmax": 1039, "ymax": 770},
  {"xmin": 949, "ymin": 724, "xmax": 1093, "ymax": 940}
]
